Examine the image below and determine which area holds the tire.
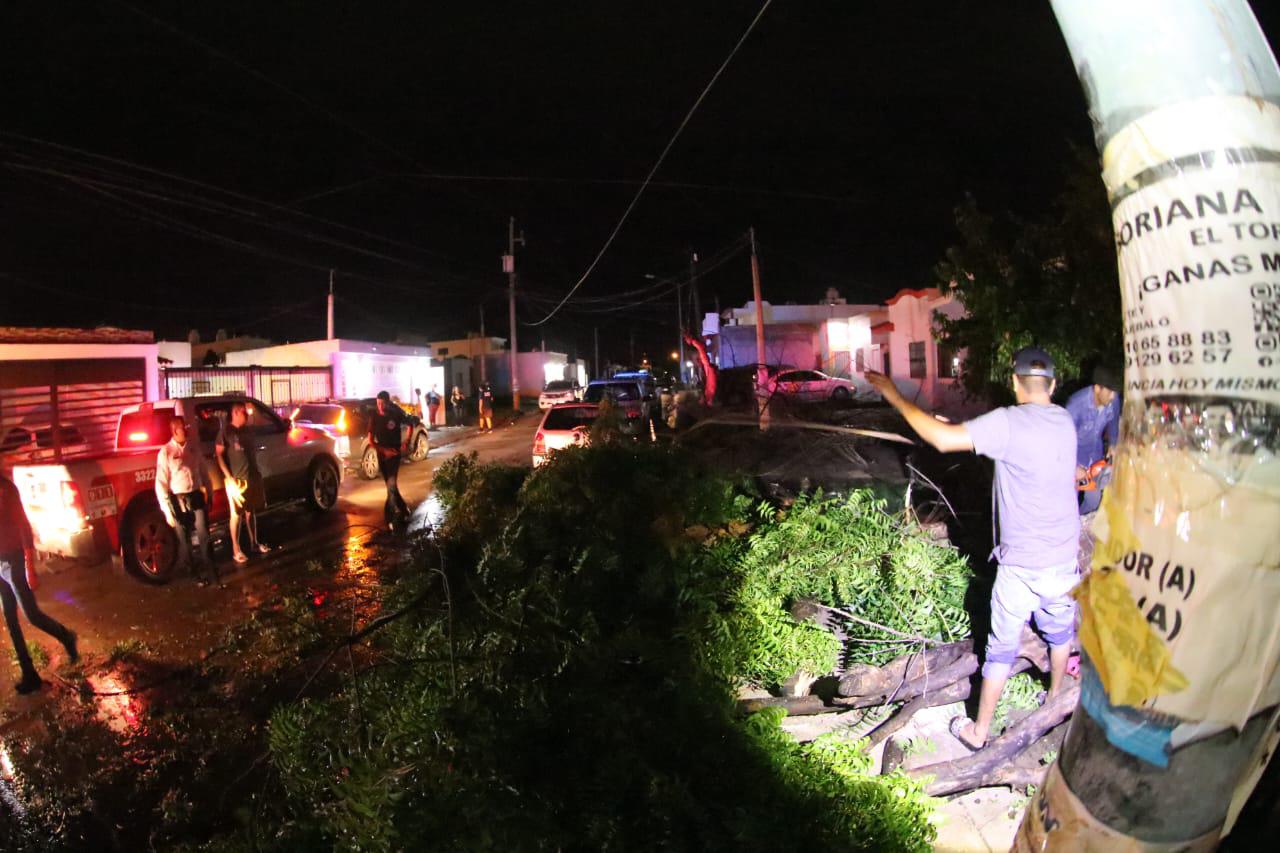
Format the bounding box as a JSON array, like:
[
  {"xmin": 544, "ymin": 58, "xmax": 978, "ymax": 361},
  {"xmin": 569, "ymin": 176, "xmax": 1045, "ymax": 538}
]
[
  {"xmin": 122, "ymin": 503, "xmax": 179, "ymax": 585},
  {"xmin": 831, "ymin": 386, "xmax": 851, "ymax": 402},
  {"xmin": 307, "ymin": 457, "xmax": 340, "ymax": 511},
  {"xmin": 409, "ymin": 430, "xmax": 429, "ymax": 462},
  {"xmin": 360, "ymin": 445, "xmax": 380, "ymax": 480}
]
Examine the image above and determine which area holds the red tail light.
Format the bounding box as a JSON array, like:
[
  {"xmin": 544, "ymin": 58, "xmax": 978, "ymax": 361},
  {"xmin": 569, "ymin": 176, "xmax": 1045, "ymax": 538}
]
[
  {"xmin": 533, "ymin": 431, "xmax": 546, "ymax": 455},
  {"xmin": 61, "ymin": 481, "xmax": 88, "ymax": 527},
  {"xmin": 626, "ymin": 410, "xmax": 640, "ymax": 418},
  {"xmin": 128, "ymin": 431, "xmax": 150, "ymax": 443},
  {"xmin": 337, "ymin": 409, "xmax": 347, "ymax": 434}
]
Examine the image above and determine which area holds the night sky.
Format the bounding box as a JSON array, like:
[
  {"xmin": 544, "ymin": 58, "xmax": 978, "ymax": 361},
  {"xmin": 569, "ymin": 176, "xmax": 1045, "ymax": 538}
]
[{"xmin": 2, "ymin": 1, "xmax": 1277, "ymax": 362}]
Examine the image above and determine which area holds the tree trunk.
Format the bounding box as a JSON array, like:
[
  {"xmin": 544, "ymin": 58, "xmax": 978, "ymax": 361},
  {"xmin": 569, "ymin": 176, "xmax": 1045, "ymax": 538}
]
[
  {"xmin": 737, "ymin": 695, "xmax": 838, "ymax": 716},
  {"xmin": 865, "ymin": 678, "xmax": 971, "ymax": 748},
  {"xmin": 908, "ymin": 680, "xmax": 1080, "ymax": 796},
  {"xmin": 835, "ymin": 652, "xmax": 978, "ymax": 709}
]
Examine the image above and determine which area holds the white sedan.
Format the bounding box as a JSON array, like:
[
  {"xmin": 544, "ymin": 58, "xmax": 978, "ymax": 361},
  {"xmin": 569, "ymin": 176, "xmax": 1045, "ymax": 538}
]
[
  {"xmin": 762, "ymin": 369, "xmax": 880, "ymax": 403},
  {"xmin": 538, "ymin": 380, "xmax": 582, "ymax": 410},
  {"xmin": 532, "ymin": 403, "xmax": 599, "ymax": 466}
]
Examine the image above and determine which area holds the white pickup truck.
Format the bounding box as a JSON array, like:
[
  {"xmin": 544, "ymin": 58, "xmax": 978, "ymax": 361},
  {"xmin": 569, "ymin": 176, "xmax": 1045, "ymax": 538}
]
[{"xmin": 12, "ymin": 395, "xmax": 342, "ymax": 584}]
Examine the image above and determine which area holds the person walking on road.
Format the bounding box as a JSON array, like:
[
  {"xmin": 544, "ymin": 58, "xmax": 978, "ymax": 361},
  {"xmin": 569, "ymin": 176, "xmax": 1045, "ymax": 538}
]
[
  {"xmin": 156, "ymin": 415, "xmax": 217, "ymax": 585},
  {"xmin": 425, "ymin": 385, "xmax": 442, "ymax": 431},
  {"xmin": 1066, "ymin": 364, "xmax": 1121, "ymax": 517},
  {"xmin": 0, "ymin": 475, "xmax": 77, "ymax": 694},
  {"xmin": 370, "ymin": 390, "xmax": 411, "ymax": 528},
  {"xmin": 867, "ymin": 346, "xmax": 1079, "ymax": 751},
  {"xmin": 450, "ymin": 385, "xmax": 465, "ymax": 426},
  {"xmin": 478, "ymin": 381, "xmax": 495, "ymax": 433},
  {"xmin": 216, "ymin": 402, "xmax": 271, "ymax": 564}
]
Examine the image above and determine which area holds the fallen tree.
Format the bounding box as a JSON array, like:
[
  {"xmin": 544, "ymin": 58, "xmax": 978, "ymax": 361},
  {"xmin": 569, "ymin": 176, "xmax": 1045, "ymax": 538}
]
[{"xmin": 907, "ymin": 679, "xmax": 1080, "ymax": 796}]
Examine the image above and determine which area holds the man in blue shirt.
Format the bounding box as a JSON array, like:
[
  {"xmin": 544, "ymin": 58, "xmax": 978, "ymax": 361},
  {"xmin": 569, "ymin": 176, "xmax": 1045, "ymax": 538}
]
[{"xmin": 1065, "ymin": 365, "xmax": 1120, "ymax": 515}]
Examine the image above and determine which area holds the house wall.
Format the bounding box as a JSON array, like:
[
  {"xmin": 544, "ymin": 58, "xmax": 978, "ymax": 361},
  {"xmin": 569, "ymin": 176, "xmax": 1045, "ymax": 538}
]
[
  {"xmin": 884, "ymin": 289, "xmax": 972, "ymax": 414},
  {"xmin": 718, "ymin": 323, "xmax": 817, "ymax": 371},
  {"xmin": 224, "ymin": 339, "xmax": 438, "ymax": 407}
]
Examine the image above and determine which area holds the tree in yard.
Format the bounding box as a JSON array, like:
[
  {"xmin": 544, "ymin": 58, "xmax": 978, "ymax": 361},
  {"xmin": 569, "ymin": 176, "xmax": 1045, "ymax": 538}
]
[{"xmin": 933, "ymin": 147, "xmax": 1122, "ymax": 402}]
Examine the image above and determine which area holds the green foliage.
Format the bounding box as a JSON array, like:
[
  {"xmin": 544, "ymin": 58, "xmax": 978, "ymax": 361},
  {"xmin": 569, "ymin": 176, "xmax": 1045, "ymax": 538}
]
[
  {"xmin": 104, "ymin": 638, "xmax": 151, "ymax": 665},
  {"xmin": 257, "ymin": 444, "xmax": 948, "ymax": 850},
  {"xmin": 901, "ymin": 736, "xmax": 937, "ymax": 759},
  {"xmin": 993, "ymin": 672, "xmax": 1043, "ymax": 734},
  {"xmin": 10, "ymin": 640, "xmax": 49, "ymax": 671},
  {"xmin": 934, "ymin": 147, "xmax": 1121, "ymax": 402},
  {"xmin": 731, "ymin": 491, "xmax": 970, "ymax": 685}
]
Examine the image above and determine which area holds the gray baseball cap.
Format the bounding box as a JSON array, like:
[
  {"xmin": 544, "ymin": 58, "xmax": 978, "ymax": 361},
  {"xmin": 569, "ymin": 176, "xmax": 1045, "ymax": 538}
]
[{"xmin": 1012, "ymin": 346, "xmax": 1055, "ymax": 378}]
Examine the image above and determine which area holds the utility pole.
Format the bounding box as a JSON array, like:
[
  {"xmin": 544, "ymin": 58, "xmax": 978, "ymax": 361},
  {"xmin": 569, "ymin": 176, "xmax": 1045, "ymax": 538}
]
[
  {"xmin": 675, "ymin": 274, "xmax": 687, "ymax": 385},
  {"xmin": 749, "ymin": 227, "xmax": 767, "ymax": 401},
  {"xmin": 1016, "ymin": 2, "xmax": 1280, "ymax": 849},
  {"xmin": 593, "ymin": 326, "xmax": 600, "ymax": 380},
  {"xmin": 690, "ymin": 249, "xmax": 702, "ymax": 349},
  {"xmin": 504, "ymin": 217, "xmax": 525, "ymax": 409},
  {"xmin": 478, "ymin": 304, "xmax": 487, "ymax": 383},
  {"xmin": 327, "ymin": 269, "xmax": 335, "ymax": 341}
]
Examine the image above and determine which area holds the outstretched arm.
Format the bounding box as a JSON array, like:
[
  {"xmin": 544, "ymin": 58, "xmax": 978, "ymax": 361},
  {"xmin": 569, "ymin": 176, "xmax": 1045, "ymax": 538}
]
[{"xmin": 865, "ymin": 371, "xmax": 973, "ymax": 453}]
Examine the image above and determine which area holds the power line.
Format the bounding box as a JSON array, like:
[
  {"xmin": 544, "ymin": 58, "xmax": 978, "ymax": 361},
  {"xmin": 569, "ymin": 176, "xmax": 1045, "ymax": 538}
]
[
  {"xmin": 109, "ymin": 0, "xmax": 430, "ymax": 172},
  {"xmin": 525, "ymin": 0, "xmax": 775, "ymax": 327}
]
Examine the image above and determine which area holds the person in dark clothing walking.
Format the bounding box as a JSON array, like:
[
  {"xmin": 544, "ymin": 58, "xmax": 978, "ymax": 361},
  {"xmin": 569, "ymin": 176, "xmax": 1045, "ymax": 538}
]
[
  {"xmin": 370, "ymin": 390, "xmax": 410, "ymax": 528},
  {"xmin": 0, "ymin": 476, "xmax": 77, "ymax": 694},
  {"xmin": 425, "ymin": 385, "xmax": 442, "ymax": 430}
]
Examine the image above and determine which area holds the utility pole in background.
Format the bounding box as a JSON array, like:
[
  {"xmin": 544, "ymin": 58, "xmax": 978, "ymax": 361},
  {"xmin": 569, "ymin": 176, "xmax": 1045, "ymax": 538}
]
[
  {"xmin": 593, "ymin": 326, "xmax": 600, "ymax": 380},
  {"xmin": 675, "ymin": 271, "xmax": 687, "ymax": 385},
  {"xmin": 327, "ymin": 269, "xmax": 335, "ymax": 341},
  {"xmin": 503, "ymin": 217, "xmax": 525, "ymax": 408},
  {"xmin": 749, "ymin": 227, "xmax": 767, "ymax": 402},
  {"xmin": 478, "ymin": 304, "xmax": 487, "ymax": 383},
  {"xmin": 690, "ymin": 249, "xmax": 701, "ymax": 349}
]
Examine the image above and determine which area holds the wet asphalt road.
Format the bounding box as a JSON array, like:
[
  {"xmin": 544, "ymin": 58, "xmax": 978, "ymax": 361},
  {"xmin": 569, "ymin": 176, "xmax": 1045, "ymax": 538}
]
[{"xmin": 1, "ymin": 416, "xmax": 537, "ymax": 711}]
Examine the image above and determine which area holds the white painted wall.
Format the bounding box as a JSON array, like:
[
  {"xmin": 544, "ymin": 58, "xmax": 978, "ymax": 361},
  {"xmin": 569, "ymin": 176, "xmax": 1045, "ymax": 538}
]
[{"xmin": 0, "ymin": 342, "xmax": 161, "ymax": 401}]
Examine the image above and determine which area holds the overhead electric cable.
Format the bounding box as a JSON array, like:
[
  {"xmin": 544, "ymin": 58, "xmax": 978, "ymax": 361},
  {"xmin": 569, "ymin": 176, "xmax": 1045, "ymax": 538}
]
[{"xmin": 526, "ymin": 0, "xmax": 775, "ymax": 326}]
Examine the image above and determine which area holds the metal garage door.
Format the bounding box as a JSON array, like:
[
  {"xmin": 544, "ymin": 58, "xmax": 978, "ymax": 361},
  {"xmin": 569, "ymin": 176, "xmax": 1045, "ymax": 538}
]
[{"xmin": 0, "ymin": 359, "xmax": 146, "ymax": 467}]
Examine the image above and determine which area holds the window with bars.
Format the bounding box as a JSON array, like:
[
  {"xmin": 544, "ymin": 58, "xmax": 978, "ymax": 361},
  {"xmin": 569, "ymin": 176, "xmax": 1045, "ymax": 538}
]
[{"xmin": 909, "ymin": 341, "xmax": 927, "ymax": 379}]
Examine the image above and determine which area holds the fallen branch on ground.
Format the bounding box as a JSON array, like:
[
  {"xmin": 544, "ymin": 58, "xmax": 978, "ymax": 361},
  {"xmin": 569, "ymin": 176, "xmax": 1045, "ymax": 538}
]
[
  {"xmin": 865, "ymin": 678, "xmax": 971, "ymax": 748},
  {"xmin": 906, "ymin": 679, "xmax": 1080, "ymax": 796}
]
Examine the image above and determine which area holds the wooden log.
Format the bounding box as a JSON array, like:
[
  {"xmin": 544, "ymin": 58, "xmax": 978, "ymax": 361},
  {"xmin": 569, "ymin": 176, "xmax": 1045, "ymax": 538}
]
[
  {"xmin": 834, "ymin": 653, "xmax": 978, "ymax": 709},
  {"xmin": 907, "ymin": 680, "xmax": 1080, "ymax": 797},
  {"xmin": 865, "ymin": 678, "xmax": 971, "ymax": 749},
  {"xmin": 837, "ymin": 626, "xmax": 1052, "ymax": 703},
  {"xmin": 837, "ymin": 640, "xmax": 972, "ymax": 698},
  {"xmin": 737, "ymin": 695, "xmax": 839, "ymax": 716}
]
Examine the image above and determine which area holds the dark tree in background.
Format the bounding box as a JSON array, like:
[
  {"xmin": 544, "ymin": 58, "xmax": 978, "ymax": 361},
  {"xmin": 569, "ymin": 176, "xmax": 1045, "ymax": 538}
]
[{"xmin": 934, "ymin": 147, "xmax": 1122, "ymax": 402}]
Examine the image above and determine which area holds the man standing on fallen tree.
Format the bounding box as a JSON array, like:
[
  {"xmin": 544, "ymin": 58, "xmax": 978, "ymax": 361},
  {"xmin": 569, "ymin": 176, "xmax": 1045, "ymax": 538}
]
[{"xmin": 866, "ymin": 346, "xmax": 1079, "ymax": 751}]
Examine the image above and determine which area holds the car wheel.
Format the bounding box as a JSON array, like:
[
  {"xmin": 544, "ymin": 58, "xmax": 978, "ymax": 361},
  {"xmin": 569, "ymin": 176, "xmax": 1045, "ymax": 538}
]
[
  {"xmin": 409, "ymin": 430, "xmax": 429, "ymax": 462},
  {"xmin": 360, "ymin": 445, "xmax": 380, "ymax": 480},
  {"xmin": 307, "ymin": 458, "xmax": 340, "ymax": 511},
  {"xmin": 831, "ymin": 386, "xmax": 851, "ymax": 402},
  {"xmin": 123, "ymin": 504, "xmax": 178, "ymax": 585}
]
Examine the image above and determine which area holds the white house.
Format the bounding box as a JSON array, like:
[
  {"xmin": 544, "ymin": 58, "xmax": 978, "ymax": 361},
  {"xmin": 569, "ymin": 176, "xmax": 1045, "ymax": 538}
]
[
  {"xmin": 223, "ymin": 339, "xmax": 443, "ymax": 410},
  {"xmin": 882, "ymin": 287, "xmax": 972, "ymax": 413}
]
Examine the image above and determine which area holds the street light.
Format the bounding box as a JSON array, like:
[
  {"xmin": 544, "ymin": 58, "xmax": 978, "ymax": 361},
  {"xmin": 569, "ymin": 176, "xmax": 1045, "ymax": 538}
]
[{"xmin": 670, "ymin": 351, "xmax": 679, "ymax": 360}]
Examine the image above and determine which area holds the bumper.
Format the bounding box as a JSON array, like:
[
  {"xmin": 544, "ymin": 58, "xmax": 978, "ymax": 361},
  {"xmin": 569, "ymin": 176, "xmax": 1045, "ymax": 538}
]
[{"xmin": 33, "ymin": 525, "xmax": 102, "ymax": 561}]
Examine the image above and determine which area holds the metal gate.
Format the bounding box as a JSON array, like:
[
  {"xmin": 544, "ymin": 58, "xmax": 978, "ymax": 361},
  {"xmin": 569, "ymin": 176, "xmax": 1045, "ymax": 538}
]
[{"xmin": 163, "ymin": 366, "xmax": 332, "ymax": 409}]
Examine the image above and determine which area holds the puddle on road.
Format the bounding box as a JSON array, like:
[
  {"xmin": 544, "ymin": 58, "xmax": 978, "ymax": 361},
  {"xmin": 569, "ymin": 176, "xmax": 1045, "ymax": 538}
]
[{"xmin": 85, "ymin": 670, "xmax": 148, "ymax": 737}]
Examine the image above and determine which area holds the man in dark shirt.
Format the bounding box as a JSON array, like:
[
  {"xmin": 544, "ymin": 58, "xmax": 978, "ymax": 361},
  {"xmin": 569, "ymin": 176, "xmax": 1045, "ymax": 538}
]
[
  {"xmin": 0, "ymin": 476, "xmax": 77, "ymax": 693},
  {"xmin": 216, "ymin": 402, "xmax": 270, "ymax": 564},
  {"xmin": 370, "ymin": 391, "xmax": 410, "ymax": 527},
  {"xmin": 478, "ymin": 382, "xmax": 495, "ymax": 433}
]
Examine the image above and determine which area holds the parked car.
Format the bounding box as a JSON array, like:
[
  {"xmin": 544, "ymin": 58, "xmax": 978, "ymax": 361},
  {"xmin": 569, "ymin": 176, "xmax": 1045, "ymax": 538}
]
[
  {"xmin": 582, "ymin": 379, "xmax": 657, "ymax": 437},
  {"xmin": 532, "ymin": 403, "xmax": 600, "ymax": 467},
  {"xmin": 761, "ymin": 369, "xmax": 879, "ymax": 403},
  {"xmin": 538, "ymin": 379, "xmax": 582, "ymax": 410},
  {"xmin": 12, "ymin": 395, "xmax": 342, "ymax": 584},
  {"xmin": 291, "ymin": 399, "xmax": 429, "ymax": 480}
]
